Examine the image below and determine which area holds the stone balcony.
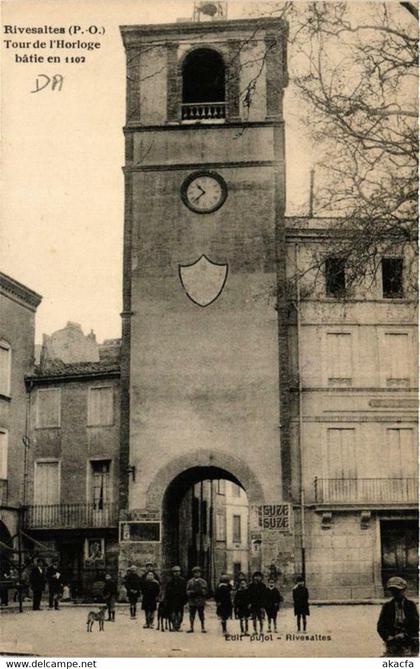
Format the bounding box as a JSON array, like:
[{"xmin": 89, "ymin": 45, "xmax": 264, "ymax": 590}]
[
  {"xmin": 24, "ymin": 502, "xmax": 118, "ymax": 529},
  {"xmin": 181, "ymin": 102, "xmax": 226, "ymax": 121},
  {"xmin": 314, "ymin": 477, "xmax": 418, "ymax": 506}
]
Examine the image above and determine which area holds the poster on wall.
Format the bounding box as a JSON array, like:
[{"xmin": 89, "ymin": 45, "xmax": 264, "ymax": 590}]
[{"xmin": 84, "ymin": 538, "xmax": 105, "ymax": 567}]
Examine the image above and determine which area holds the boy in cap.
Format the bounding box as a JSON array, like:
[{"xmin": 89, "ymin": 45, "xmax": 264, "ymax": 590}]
[
  {"xmin": 124, "ymin": 564, "xmax": 142, "ymax": 619},
  {"xmin": 248, "ymin": 571, "xmax": 267, "ymax": 634},
  {"xmin": 234, "ymin": 577, "xmax": 251, "ymax": 635},
  {"xmin": 103, "ymin": 573, "xmax": 118, "ymax": 621},
  {"xmin": 141, "ymin": 561, "xmax": 160, "ymax": 584},
  {"xmin": 141, "ymin": 571, "xmax": 160, "ymax": 628},
  {"xmin": 292, "ymin": 576, "xmax": 310, "ymax": 632},
  {"xmin": 186, "ymin": 566, "xmax": 208, "ymax": 633},
  {"xmin": 265, "ymin": 578, "xmax": 283, "ymax": 633},
  {"xmin": 377, "ymin": 576, "xmax": 419, "ymax": 656},
  {"xmin": 165, "ymin": 565, "xmax": 187, "ymax": 631},
  {"xmin": 215, "ymin": 573, "xmax": 233, "ymax": 635}
]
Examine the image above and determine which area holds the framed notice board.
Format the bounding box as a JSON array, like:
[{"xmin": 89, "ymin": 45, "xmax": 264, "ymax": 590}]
[{"xmin": 119, "ymin": 521, "xmax": 161, "ymax": 543}]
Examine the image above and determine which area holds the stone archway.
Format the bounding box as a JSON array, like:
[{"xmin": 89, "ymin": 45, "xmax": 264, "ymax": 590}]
[
  {"xmin": 145, "ymin": 450, "xmax": 266, "ymax": 582},
  {"xmin": 146, "ymin": 449, "xmax": 265, "ymax": 511}
]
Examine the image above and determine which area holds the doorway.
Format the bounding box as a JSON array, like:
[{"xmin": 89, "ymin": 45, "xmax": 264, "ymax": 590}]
[
  {"xmin": 58, "ymin": 539, "xmax": 83, "ymax": 598},
  {"xmin": 162, "ymin": 466, "xmax": 249, "ymax": 591},
  {"xmin": 381, "ymin": 519, "xmax": 418, "ymax": 593}
]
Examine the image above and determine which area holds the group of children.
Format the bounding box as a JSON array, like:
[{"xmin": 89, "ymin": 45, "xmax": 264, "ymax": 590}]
[
  {"xmin": 215, "ymin": 572, "xmax": 310, "ymax": 636},
  {"xmin": 103, "ymin": 563, "xmax": 310, "ymax": 636}
]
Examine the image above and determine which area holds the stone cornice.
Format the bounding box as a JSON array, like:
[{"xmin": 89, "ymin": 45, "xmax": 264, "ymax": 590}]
[
  {"xmin": 0, "ymin": 272, "xmax": 42, "ymax": 311},
  {"xmin": 120, "ymin": 17, "xmax": 288, "ymax": 47},
  {"xmin": 123, "ymin": 119, "xmax": 284, "ymax": 133}
]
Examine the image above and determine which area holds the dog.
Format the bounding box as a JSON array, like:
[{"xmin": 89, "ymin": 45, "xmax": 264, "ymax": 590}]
[
  {"xmin": 86, "ymin": 606, "xmax": 107, "ymax": 632},
  {"xmin": 157, "ymin": 600, "xmax": 172, "ymax": 632}
]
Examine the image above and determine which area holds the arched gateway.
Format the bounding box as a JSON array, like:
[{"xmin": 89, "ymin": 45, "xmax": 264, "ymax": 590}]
[{"xmin": 119, "ymin": 451, "xmax": 269, "ymax": 582}]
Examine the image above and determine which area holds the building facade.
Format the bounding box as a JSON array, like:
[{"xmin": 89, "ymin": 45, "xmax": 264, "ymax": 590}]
[
  {"xmin": 286, "ymin": 218, "xmax": 418, "ymax": 598},
  {"xmin": 0, "ymin": 272, "xmax": 41, "ymax": 551},
  {"xmin": 24, "ymin": 332, "xmax": 121, "ymax": 598}
]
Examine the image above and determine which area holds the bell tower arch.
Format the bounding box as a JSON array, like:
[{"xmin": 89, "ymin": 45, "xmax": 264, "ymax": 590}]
[{"xmin": 119, "ymin": 16, "xmax": 294, "ymax": 583}]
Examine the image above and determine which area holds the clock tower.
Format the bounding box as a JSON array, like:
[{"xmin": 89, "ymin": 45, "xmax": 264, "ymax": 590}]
[{"xmin": 119, "ymin": 14, "xmax": 293, "ymax": 580}]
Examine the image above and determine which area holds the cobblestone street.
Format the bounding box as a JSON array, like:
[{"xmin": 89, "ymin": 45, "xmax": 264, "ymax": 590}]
[{"xmin": 0, "ymin": 602, "xmax": 386, "ymax": 657}]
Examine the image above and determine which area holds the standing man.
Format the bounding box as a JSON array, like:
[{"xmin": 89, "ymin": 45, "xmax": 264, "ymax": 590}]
[
  {"xmin": 124, "ymin": 565, "xmax": 142, "ymax": 619},
  {"xmin": 165, "ymin": 565, "xmax": 187, "ymax": 631},
  {"xmin": 29, "ymin": 558, "xmax": 46, "ymax": 611},
  {"xmin": 186, "ymin": 565, "xmax": 208, "ymax": 633},
  {"xmin": 377, "ymin": 576, "xmax": 419, "ymax": 656},
  {"xmin": 46, "ymin": 560, "xmax": 60, "ymax": 609}
]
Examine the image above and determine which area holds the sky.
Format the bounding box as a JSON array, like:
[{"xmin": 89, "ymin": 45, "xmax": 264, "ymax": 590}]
[{"xmin": 0, "ymin": 0, "xmax": 382, "ymax": 344}]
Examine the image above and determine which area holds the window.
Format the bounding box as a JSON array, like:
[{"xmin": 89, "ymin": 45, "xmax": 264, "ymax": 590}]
[
  {"xmin": 383, "ymin": 333, "xmax": 410, "ymax": 387},
  {"xmin": 386, "ymin": 429, "xmax": 416, "ymax": 477},
  {"xmin": 216, "ymin": 479, "xmax": 225, "ymax": 495},
  {"xmin": 34, "ymin": 461, "xmax": 60, "ymax": 505},
  {"xmin": 232, "ymin": 514, "xmax": 241, "ymax": 543},
  {"xmin": 182, "ymin": 48, "xmax": 225, "ymax": 104},
  {"xmin": 181, "ymin": 48, "xmax": 226, "ymax": 120},
  {"xmin": 325, "ymin": 257, "xmax": 346, "ymax": 297},
  {"xmin": 36, "ymin": 388, "xmax": 60, "ymax": 428},
  {"xmin": 89, "ymin": 460, "xmax": 111, "ymax": 510},
  {"xmin": 216, "ymin": 511, "xmax": 226, "ymax": 541},
  {"xmin": 326, "ymin": 428, "xmax": 356, "ymax": 479},
  {"xmin": 382, "ymin": 258, "xmax": 403, "ymax": 298},
  {"xmin": 0, "ymin": 341, "xmax": 11, "ymax": 396},
  {"xmin": 326, "ymin": 333, "xmax": 352, "ymax": 386},
  {"xmin": 0, "ymin": 431, "xmax": 8, "ymax": 479},
  {"xmin": 88, "ymin": 386, "xmax": 113, "ymax": 426}
]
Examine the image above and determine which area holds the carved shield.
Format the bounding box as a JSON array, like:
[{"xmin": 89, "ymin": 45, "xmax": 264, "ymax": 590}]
[{"xmin": 179, "ymin": 255, "xmax": 228, "ymax": 307}]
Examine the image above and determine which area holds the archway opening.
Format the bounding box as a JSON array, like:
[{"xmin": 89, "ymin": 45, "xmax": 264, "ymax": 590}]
[
  {"xmin": 162, "ymin": 466, "xmax": 249, "ymax": 591},
  {"xmin": 182, "ymin": 48, "xmax": 225, "ymax": 103}
]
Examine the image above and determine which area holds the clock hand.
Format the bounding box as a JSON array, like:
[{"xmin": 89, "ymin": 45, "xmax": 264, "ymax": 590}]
[
  {"xmin": 196, "ymin": 184, "xmax": 205, "ymax": 195},
  {"xmin": 193, "ymin": 192, "xmax": 205, "ymax": 203}
]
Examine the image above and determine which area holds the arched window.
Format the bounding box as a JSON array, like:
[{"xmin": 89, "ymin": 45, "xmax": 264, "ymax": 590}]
[{"xmin": 182, "ymin": 48, "xmax": 226, "ymax": 120}]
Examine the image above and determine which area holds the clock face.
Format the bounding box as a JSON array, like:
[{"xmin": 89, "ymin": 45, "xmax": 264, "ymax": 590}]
[{"xmin": 181, "ymin": 172, "xmax": 227, "ymax": 214}]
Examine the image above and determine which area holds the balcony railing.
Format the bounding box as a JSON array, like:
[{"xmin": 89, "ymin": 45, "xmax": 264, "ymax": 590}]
[
  {"xmin": 314, "ymin": 478, "xmax": 418, "ymax": 504},
  {"xmin": 181, "ymin": 102, "xmax": 226, "ymax": 121},
  {"xmin": 25, "ymin": 502, "xmax": 118, "ymax": 529}
]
